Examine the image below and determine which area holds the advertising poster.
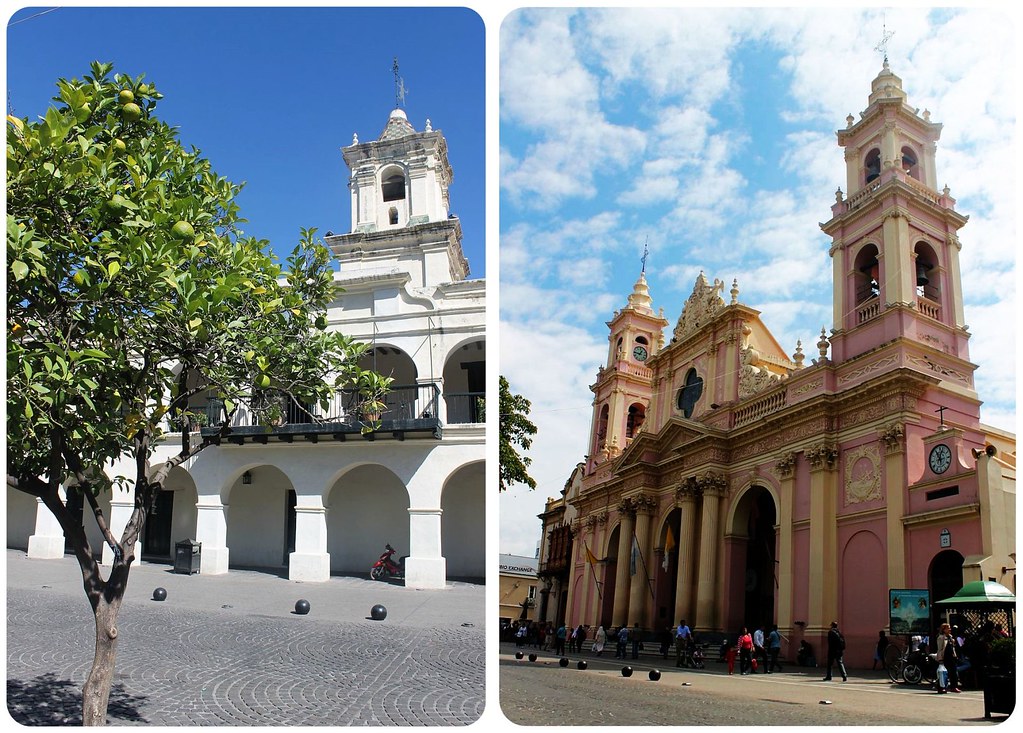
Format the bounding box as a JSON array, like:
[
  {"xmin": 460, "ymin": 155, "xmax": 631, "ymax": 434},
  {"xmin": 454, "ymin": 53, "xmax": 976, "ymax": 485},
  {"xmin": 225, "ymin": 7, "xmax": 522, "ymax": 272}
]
[{"xmin": 889, "ymin": 588, "xmax": 931, "ymax": 634}]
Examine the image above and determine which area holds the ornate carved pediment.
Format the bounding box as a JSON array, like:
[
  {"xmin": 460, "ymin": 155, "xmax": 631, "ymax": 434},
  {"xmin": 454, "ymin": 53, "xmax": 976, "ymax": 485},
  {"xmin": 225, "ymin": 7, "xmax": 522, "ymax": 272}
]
[
  {"xmin": 739, "ymin": 324, "xmax": 785, "ymax": 399},
  {"xmin": 673, "ymin": 272, "xmax": 726, "ymax": 341}
]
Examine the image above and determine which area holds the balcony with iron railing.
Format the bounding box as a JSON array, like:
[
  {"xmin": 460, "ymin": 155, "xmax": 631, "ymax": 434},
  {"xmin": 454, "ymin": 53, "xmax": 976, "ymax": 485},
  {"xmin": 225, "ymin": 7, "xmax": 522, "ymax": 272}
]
[
  {"xmin": 444, "ymin": 392, "xmax": 485, "ymax": 425},
  {"xmin": 191, "ymin": 382, "xmax": 443, "ymax": 444}
]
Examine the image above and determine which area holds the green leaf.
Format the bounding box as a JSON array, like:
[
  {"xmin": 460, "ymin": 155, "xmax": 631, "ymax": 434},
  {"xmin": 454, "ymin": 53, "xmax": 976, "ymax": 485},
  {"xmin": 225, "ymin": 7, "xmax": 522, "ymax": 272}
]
[
  {"xmin": 11, "ymin": 260, "xmax": 29, "ymax": 280},
  {"xmin": 107, "ymin": 260, "xmax": 120, "ymax": 279}
]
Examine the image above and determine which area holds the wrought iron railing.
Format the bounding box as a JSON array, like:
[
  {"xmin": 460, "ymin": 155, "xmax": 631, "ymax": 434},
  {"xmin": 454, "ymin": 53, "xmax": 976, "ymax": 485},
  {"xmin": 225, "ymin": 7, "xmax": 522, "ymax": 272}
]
[
  {"xmin": 445, "ymin": 392, "xmax": 485, "ymax": 424},
  {"xmin": 181, "ymin": 383, "xmax": 442, "ymax": 431}
]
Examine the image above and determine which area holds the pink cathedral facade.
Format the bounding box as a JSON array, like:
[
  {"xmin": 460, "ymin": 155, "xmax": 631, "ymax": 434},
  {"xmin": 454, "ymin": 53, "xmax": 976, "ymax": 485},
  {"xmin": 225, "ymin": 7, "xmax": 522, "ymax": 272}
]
[{"xmin": 543, "ymin": 62, "xmax": 1016, "ymax": 667}]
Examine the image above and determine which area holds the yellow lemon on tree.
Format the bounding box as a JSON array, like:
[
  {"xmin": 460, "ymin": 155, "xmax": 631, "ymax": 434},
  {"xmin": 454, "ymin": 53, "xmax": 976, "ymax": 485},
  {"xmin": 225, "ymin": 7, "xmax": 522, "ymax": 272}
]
[
  {"xmin": 112, "ymin": 138, "xmax": 126, "ymax": 154},
  {"xmin": 118, "ymin": 89, "xmax": 134, "ymax": 104}
]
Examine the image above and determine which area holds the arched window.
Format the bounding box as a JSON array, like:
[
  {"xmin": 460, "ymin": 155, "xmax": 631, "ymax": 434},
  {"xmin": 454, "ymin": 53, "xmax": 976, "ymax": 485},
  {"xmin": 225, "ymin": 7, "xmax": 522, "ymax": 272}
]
[
  {"xmin": 626, "ymin": 403, "xmax": 646, "ymax": 439},
  {"xmin": 389, "ymin": 207, "xmax": 399, "ymax": 225},
  {"xmin": 854, "ymin": 244, "xmax": 881, "ymax": 304},
  {"xmin": 901, "ymin": 146, "xmax": 920, "ymax": 180},
  {"xmin": 596, "ymin": 404, "xmax": 609, "ymax": 451},
  {"xmin": 382, "ymin": 172, "xmax": 406, "ymax": 202},
  {"xmin": 676, "ymin": 369, "xmax": 703, "ymax": 419},
  {"xmin": 864, "ymin": 148, "xmax": 881, "ymax": 185},
  {"xmin": 914, "ymin": 242, "xmax": 940, "ymax": 302}
]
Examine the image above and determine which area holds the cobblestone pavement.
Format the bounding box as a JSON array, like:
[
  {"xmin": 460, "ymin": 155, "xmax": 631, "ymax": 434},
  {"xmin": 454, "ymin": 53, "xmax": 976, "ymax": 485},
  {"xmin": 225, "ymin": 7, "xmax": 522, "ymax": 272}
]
[
  {"xmin": 6, "ymin": 552, "xmax": 484, "ymax": 725},
  {"xmin": 499, "ymin": 645, "xmax": 1000, "ymax": 726}
]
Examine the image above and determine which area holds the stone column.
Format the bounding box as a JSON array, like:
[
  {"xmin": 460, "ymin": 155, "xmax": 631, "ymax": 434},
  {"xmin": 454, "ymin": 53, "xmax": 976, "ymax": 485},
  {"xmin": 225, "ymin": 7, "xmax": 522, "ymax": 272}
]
[
  {"xmin": 406, "ymin": 508, "xmax": 446, "ymax": 589},
  {"xmin": 563, "ymin": 522, "xmax": 581, "ymax": 624},
  {"xmin": 27, "ymin": 494, "xmax": 65, "ymax": 559},
  {"xmin": 627, "ymin": 495, "xmax": 655, "ymax": 627},
  {"xmin": 774, "ymin": 454, "xmax": 797, "ymax": 632},
  {"xmin": 612, "ymin": 501, "xmax": 636, "ymax": 627},
  {"xmin": 806, "ymin": 442, "xmax": 839, "ymax": 632},
  {"xmin": 694, "ymin": 472, "xmax": 726, "ymax": 630},
  {"xmin": 882, "ymin": 209, "xmax": 912, "ymax": 304},
  {"xmin": 103, "ymin": 493, "xmax": 135, "ymax": 566},
  {"xmin": 195, "ymin": 498, "xmax": 230, "ymax": 575},
  {"xmin": 882, "ymin": 424, "xmax": 907, "ymax": 589},
  {"xmin": 289, "ymin": 502, "xmax": 330, "ymax": 582},
  {"xmin": 673, "ymin": 481, "xmax": 699, "ymax": 625}
]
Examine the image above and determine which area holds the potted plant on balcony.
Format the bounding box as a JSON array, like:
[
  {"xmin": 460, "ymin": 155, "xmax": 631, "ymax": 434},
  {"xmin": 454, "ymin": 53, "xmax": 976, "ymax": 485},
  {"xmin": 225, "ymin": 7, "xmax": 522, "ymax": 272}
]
[{"xmin": 357, "ymin": 371, "xmax": 393, "ymax": 430}]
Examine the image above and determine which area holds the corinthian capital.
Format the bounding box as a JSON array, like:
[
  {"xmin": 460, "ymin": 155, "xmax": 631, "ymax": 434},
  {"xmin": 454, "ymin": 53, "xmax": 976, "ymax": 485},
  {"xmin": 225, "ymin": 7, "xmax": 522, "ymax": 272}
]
[{"xmin": 806, "ymin": 442, "xmax": 839, "ymax": 471}]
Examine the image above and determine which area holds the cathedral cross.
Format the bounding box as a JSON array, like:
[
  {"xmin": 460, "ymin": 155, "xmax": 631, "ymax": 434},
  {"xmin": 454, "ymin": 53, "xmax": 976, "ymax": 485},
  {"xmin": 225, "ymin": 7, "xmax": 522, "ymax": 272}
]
[{"xmin": 393, "ymin": 57, "xmax": 408, "ymax": 108}]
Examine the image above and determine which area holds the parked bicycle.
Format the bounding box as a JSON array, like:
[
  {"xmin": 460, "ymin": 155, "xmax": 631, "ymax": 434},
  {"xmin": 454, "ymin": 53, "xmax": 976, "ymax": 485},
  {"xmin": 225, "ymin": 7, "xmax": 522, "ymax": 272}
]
[{"xmin": 885, "ymin": 640, "xmax": 938, "ymax": 685}]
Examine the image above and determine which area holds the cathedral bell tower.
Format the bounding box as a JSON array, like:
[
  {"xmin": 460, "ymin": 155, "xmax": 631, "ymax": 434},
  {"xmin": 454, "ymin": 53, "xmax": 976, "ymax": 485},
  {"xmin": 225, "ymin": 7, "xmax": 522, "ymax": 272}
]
[
  {"xmin": 586, "ymin": 271, "xmax": 668, "ymax": 472},
  {"xmin": 821, "ymin": 60, "xmax": 971, "ymax": 368}
]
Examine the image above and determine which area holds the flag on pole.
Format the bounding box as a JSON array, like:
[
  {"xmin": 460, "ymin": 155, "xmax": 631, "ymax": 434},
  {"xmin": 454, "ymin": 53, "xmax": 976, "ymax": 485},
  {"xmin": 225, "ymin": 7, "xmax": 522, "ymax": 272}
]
[
  {"xmin": 662, "ymin": 525, "xmax": 676, "ymax": 572},
  {"xmin": 585, "ymin": 543, "xmax": 598, "ymax": 566},
  {"xmin": 630, "ymin": 534, "xmax": 640, "ymax": 576}
]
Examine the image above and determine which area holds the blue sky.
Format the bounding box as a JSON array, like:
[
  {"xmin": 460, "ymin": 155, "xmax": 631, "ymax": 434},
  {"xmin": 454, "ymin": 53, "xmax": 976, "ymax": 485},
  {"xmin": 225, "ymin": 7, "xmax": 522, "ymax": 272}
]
[
  {"xmin": 499, "ymin": 7, "xmax": 1017, "ymax": 556},
  {"xmin": 5, "ymin": 6, "xmax": 486, "ymax": 274}
]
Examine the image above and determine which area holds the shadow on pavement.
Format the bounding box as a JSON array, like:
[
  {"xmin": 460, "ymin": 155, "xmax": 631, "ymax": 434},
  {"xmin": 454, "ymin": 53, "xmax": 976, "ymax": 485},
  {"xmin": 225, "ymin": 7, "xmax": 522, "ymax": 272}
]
[{"xmin": 7, "ymin": 672, "xmax": 149, "ymax": 725}]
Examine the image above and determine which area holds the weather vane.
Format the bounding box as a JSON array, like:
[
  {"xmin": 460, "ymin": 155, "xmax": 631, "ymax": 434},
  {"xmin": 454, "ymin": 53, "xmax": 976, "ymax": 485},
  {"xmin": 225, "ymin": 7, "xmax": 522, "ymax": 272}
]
[
  {"xmin": 392, "ymin": 57, "xmax": 408, "ymax": 109},
  {"xmin": 641, "ymin": 237, "xmax": 649, "ymax": 274},
  {"xmin": 874, "ymin": 17, "xmax": 895, "ymax": 63}
]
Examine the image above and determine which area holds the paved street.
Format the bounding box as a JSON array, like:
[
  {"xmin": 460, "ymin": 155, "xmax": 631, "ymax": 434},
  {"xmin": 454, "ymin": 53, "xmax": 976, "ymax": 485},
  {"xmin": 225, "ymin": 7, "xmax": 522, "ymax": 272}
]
[
  {"xmin": 499, "ymin": 645, "xmax": 1003, "ymax": 726},
  {"xmin": 5, "ymin": 550, "xmax": 484, "ymax": 725}
]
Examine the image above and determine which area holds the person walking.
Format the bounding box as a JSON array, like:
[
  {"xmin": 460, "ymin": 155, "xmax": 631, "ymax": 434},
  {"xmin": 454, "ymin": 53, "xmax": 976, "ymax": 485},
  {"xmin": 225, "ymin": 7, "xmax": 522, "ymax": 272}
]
[
  {"xmin": 873, "ymin": 630, "xmax": 888, "ymax": 670},
  {"xmin": 615, "ymin": 624, "xmax": 630, "ymax": 659},
  {"xmin": 936, "ymin": 622, "xmax": 961, "ymax": 693},
  {"xmin": 555, "ymin": 623, "xmax": 567, "ymax": 656},
  {"xmin": 767, "ymin": 624, "xmax": 783, "ymax": 673},
  {"xmin": 753, "ymin": 625, "xmax": 767, "ymax": 673},
  {"xmin": 738, "ymin": 627, "xmax": 754, "ymax": 675},
  {"xmin": 823, "ymin": 621, "xmax": 847, "ymax": 682},
  {"xmin": 674, "ymin": 619, "xmax": 691, "ymax": 667},
  {"xmin": 592, "ymin": 625, "xmax": 606, "ymax": 656},
  {"xmin": 631, "ymin": 623, "xmax": 642, "ymax": 660}
]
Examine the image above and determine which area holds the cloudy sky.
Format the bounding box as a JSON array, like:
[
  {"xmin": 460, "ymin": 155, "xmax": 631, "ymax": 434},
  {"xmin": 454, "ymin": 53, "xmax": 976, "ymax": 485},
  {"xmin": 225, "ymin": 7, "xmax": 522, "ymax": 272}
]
[{"xmin": 498, "ymin": 7, "xmax": 1017, "ymax": 557}]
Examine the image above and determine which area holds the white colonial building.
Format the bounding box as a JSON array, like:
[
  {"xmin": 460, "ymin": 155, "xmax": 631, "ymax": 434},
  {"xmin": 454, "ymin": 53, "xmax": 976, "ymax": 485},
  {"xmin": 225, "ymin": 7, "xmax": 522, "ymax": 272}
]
[{"xmin": 7, "ymin": 107, "xmax": 485, "ymax": 590}]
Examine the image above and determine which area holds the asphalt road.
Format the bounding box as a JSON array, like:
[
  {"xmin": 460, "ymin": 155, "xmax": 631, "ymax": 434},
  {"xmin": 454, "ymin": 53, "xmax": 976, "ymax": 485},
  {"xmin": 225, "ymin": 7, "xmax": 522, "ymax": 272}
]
[
  {"xmin": 5, "ymin": 550, "xmax": 485, "ymax": 725},
  {"xmin": 499, "ymin": 645, "xmax": 1002, "ymax": 726}
]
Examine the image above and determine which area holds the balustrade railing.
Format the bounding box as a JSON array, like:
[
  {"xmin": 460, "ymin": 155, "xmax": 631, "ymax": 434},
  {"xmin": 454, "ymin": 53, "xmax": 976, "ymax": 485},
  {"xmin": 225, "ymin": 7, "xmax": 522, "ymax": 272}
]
[
  {"xmin": 445, "ymin": 392, "xmax": 485, "ymax": 424},
  {"xmin": 732, "ymin": 388, "xmax": 787, "ymax": 428}
]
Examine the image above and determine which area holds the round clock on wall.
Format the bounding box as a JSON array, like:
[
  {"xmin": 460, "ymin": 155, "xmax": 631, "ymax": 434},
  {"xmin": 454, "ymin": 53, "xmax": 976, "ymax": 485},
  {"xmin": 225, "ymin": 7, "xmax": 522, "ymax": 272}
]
[
  {"xmin": 929, "ymin": 444, "xmax": 952, "ymax": 474},
  {"xmin": 633, "ymin": 345, "xmax": 648, "ymax": 362}
]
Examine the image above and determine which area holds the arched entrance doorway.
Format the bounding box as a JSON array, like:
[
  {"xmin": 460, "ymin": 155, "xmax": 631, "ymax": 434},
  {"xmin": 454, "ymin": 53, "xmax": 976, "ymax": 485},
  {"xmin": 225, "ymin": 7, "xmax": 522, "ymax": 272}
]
[
  {"xmin": 142, "ymin": 466, "xmax": 198, "ymax": 563},
  {"xmin": 600, "ymin": 524, "xmax": 620, "ymax": 627},
  {"xmin": 929, "ymin": 549, "xmax": 965, "ymax": 633},
  {"xmin": 441, "ymin": 461, "xmax": 485, "ymax": 580},
  {"xmin": 326, "ymin": 464, "xmax": 409, "ymax": 576},
  {"xmin": 225, "ymin": 465, "xmax": 295, "ymax": 570},
  {"xmin": 726, "ymin": 486, "xmax": 778, "ymax": 631},
  {"xmin": 654, "ymin": 508, "xmax": 681, "ymax": 627}
]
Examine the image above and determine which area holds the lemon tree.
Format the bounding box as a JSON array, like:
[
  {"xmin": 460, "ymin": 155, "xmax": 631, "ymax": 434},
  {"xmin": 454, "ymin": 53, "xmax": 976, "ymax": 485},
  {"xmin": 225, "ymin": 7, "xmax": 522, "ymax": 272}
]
[{"xmin": 6, "ymin": 62, "xmax": 380, "ymax": 725}]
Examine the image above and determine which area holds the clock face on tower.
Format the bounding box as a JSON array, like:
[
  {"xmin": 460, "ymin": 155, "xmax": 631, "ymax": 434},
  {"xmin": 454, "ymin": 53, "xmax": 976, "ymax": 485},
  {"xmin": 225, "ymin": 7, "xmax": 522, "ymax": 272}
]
[
  {"xmin": 929, "ymin": 444, "xmax": 952, "ymax": 474},
  {"xmin": 633, "ymin": 345, "xmax": 648, "ymax": 362}
]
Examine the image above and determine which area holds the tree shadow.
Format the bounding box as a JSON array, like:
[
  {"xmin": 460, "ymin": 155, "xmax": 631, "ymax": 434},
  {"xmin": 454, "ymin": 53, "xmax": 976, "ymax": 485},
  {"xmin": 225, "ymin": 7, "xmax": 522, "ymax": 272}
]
[{"xmin": 7, "ymin": 672, "xmax": 149, "ymax": 725}]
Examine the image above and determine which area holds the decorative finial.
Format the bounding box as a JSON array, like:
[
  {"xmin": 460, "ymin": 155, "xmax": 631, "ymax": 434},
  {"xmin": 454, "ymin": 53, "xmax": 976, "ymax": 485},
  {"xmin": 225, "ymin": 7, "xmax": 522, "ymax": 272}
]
[
  {"xmin": 835, "ymin": 187, "xmax": 844, "ymax": 203},
  {"xmin": 641, "ymin": 237, "xmax": 649, "ymax": 274},
  {"xmin": 874, "ymin": 18, "xmax": 895, "ymax": 64},
  {"xmin": 352, "ymin": 132, "xmax": 359, "ymax": 145},
  {"xmin": 425, "ymin": 118, "xmax": 432, "ymax": 132},
  {"xmin": 793, "ymin": 340, "xmax": 805, "ymax": 369},
  {"xmin": 846, "ymin": 113, "xmax": 855, "ymax": 128},
  {"xmin": 942, "ymin": 184, "xmax": 950, "ymax": 197},
  {"xmin": 817, "ymin": 327, "xmax": 830, "ymax": 360},
  {"xmin": 392, "ymin": 57, "xmax": 408, "ymax": 109},
  {"xmin": 730, "ymin": 278, "xmax": 739, "ymax": 305},
  {"xmin": 923, "ymin": 109, "xmax": 931, "ymax": 121}
]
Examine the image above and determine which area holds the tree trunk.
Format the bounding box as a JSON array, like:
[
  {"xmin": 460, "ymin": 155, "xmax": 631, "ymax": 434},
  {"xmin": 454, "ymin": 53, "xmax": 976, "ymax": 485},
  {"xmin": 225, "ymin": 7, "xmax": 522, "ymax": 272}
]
[{"xmin": 82, "ymin": 589, "xmax": 125, "ymax": 725}]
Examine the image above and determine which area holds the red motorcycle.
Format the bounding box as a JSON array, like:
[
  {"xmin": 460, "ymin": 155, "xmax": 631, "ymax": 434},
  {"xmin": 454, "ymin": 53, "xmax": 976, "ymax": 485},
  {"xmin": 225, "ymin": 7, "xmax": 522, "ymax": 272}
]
[{"xmin": 370, "ymin": 543, "xmax": 404, "ymax": 581}]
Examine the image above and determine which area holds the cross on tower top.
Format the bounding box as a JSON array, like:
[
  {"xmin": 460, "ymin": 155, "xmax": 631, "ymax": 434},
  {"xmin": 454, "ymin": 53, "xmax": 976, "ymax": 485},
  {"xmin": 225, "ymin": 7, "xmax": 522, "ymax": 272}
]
[
  {"xmin": 392, "ymin": 57, "xmax": 408, "ymax": 108},
  {"xmin": 874, "ymin": 19, "xmax": 895, "ymax": 63},
  {"xmin": 641, "ymin": 238, "xmax": 649, "ymax": 274}
]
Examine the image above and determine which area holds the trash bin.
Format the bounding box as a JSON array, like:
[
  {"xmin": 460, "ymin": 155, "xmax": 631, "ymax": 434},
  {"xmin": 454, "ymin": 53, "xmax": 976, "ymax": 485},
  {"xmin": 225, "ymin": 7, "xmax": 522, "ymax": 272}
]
[{"xmin": 174, "ymin": 539, "xmax": 201, "ymax": 574}]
